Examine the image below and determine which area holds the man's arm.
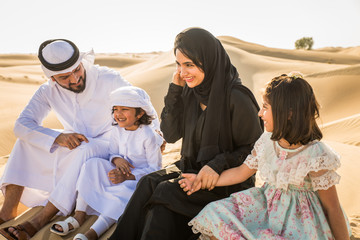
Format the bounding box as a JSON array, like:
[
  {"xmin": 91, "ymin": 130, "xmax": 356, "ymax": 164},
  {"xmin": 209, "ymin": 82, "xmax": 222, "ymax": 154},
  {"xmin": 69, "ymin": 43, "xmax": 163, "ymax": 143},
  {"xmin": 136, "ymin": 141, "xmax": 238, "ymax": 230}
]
[{"xmin": 14, "ymin": 85, "xmax": 62, "ymax": 152}]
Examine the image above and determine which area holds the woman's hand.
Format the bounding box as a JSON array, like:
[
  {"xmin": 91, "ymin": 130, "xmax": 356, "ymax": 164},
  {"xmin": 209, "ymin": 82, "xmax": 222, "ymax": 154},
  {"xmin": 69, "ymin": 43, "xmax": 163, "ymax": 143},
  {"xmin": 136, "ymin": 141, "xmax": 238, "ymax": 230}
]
[
  {"xmin": 112, "ymin": 157, "xmax": 135, "ymax": 176},
  {"xmin": 193, "ymin": 165, "xmax": 219, "ymax": 191},
  {"xmin": 172, "ymin": 70, "xmax": 185, "ymax": 87},
  {"xmin": 179, "ymin": 173, "xmax": 200, "ymax": 195}
]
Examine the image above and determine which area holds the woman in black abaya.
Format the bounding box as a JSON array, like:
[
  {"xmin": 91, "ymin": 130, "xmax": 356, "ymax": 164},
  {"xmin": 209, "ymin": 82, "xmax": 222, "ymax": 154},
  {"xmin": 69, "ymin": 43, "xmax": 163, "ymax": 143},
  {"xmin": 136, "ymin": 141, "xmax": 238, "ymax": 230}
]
[{"xmin": 108, "ymin": 27, "xmax": 263, "ymax": 240}]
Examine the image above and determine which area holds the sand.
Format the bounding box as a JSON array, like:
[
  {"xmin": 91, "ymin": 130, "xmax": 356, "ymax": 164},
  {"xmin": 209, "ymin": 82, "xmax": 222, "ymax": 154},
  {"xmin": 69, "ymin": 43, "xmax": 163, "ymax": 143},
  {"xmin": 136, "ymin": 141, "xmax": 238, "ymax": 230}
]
[{"xmin": 0, "ymin": 36, "xmax": 359, "ymax": 239}]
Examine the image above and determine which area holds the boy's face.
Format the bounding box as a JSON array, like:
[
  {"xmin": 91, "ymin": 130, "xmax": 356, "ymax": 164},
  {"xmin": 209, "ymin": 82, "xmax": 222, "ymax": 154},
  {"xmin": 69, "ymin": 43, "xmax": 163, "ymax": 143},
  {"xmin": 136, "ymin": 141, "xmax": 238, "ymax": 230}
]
[{"xmin": 112, "ymin": 106, "xmax": 144, "ymax": 131}]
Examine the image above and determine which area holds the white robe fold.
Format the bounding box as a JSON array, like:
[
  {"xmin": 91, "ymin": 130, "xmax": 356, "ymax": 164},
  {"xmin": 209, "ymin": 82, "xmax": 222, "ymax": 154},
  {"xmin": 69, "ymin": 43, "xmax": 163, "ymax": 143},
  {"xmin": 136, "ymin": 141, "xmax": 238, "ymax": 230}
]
[
  {"xmin": 76, "ymin": 124, "xmax": 163, "ymax": 220},
  {"xmin": 0, "ymin": 61, "xmax": 132, "ymax": 215}
]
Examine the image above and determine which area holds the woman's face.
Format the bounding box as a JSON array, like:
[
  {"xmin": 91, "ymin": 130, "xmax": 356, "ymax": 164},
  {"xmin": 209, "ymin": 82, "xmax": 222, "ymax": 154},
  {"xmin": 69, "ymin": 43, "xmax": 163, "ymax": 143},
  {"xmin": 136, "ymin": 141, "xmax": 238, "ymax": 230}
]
[
  {"xmin": 258, "ymin": 96, "xmax": 274, "ymax": 132},
  {"xmin": 175, "ymin": 49, "xmax": 205, "ymax": 88}
]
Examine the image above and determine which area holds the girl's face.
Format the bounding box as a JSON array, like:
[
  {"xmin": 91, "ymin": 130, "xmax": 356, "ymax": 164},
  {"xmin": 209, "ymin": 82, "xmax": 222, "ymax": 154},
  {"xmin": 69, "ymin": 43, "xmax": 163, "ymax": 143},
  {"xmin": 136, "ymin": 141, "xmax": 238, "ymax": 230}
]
[
  {"xmin": 258, "ymin": 97, "xmax": 274, "ymax": 132},
  {"xmin": 112, "ymin": 106, "xmax": 144, "ymax": 131},
  {"xmin": 175, "ymin": 49, "xmax": 205, "ymax": 88}
]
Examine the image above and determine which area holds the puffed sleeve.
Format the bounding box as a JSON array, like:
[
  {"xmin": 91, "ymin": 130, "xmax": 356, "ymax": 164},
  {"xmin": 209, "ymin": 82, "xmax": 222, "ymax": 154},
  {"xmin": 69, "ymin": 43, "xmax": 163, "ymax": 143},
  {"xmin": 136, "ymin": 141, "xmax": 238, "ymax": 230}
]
[
  {"xmin": 244, "ymin": 132, "xmax": 269, "ymax": 170},
  {"xmin": 307, "ymin": 142, "xmax": 341, "ymax": 191}
]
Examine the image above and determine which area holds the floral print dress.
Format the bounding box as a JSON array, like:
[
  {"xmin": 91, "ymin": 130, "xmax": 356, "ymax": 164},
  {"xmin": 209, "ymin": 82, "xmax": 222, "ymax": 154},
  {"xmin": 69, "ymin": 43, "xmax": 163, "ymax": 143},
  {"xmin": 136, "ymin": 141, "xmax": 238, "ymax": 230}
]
[{"xmin": 189, "ymin": 132, "xmax": 351, "ymax": 240}]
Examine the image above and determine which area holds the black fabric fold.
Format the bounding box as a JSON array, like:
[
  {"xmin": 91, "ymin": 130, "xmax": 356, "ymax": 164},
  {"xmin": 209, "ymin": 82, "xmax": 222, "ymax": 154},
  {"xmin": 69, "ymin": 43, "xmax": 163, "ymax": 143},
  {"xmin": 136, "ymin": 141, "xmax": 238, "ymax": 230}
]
[{"xmin": 179, "ymin": 28, "xmax": 240, "ymax": 164}]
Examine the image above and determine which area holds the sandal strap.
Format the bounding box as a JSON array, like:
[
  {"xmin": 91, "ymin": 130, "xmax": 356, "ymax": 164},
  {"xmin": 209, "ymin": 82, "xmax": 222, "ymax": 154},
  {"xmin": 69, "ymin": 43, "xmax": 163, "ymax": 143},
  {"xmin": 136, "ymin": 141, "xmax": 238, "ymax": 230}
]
[
  {"xmin": 15, "ymin": 221, "xmax": 38, "ymax": 238},
  {"xmin": 64, "ymin": 216, "xmax": 80, "ymax": 229},
  {"xmin": 74, "ymin": 233, "xmax": 88, "ymax": 240},
  {"xmin": 50, "ymin": 216, "xmax": 81, "ymax": 236}
]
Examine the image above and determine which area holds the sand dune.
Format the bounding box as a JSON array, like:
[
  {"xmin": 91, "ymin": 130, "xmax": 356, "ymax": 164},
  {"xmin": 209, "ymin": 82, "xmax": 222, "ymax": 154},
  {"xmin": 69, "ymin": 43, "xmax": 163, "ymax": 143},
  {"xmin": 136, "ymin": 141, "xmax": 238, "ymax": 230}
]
[
  {"xmin": 322, "ymin": 114, "xmax": 360, "ymax": 147},
  {"xmin": 0, "ymin": 36, "xmax": 359, "ymax": 239},
  {"xmin": 0, "ymin": 54, "xmax": 38, "ymax": 67},
  {"xmin": 316, "ymin": 46, "xmax": 360, "ymax": 56},
  {"xmin": 219, "ymin": 36, "xmax": 360, "ymax": 65}
]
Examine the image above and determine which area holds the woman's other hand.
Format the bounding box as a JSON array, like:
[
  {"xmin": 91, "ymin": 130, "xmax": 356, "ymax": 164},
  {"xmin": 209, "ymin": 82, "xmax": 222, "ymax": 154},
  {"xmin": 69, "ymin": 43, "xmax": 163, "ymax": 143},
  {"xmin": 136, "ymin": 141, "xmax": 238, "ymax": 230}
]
[{"xmin": 179, "ymin": 173, "xmax": 200, "ymax": 195}]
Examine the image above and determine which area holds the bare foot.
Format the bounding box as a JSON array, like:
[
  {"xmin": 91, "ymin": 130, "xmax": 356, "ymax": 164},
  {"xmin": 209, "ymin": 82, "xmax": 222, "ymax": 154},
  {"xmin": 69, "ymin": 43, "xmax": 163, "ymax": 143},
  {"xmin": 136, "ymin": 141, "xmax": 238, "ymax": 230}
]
[
  {"xmin": 7, "ymin": 226, "xmax": 31, "ymax": 240},
  {"xmin": 6, "ymin": 222, "xmax": 38, "ymax": 240}
]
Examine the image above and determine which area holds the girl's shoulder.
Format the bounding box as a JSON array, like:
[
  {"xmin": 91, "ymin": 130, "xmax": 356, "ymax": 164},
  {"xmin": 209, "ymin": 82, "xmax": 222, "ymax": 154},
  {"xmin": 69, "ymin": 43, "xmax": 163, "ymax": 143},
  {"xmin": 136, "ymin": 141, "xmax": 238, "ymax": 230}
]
[
  {"xmin": 250, "ymin": 132, "xmax": 273, "ymax": 158},
  {"xmin": 305, "ymin": 141, "xmax": 340, "ymax": 158},
  {"xmin": 303, "ymin": 141, "xmax": 341, "ymax": 171},
  {"xmin": 255, "ymin": 132, "xmax": 273, "ymax": 146}
]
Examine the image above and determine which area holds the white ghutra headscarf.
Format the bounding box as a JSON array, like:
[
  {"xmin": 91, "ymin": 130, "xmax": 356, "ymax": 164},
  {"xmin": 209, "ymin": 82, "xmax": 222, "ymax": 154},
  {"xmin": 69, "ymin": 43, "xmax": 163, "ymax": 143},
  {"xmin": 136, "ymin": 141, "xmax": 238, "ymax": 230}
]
[
  {"xmin": 110, "ymin": 86, "xmax": 158, "ymax": 120},
  {"xmin": 38, "ymin": 39, "xmax": 95, "ymax": 78}
]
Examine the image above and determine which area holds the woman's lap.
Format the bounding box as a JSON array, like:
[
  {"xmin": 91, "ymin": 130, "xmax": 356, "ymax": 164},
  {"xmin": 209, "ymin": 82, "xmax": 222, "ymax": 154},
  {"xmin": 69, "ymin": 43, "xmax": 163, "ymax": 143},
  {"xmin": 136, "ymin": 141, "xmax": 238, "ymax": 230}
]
[{"xmin": 109, "ymin": 164, "xmax": 229, "ymax": 239}]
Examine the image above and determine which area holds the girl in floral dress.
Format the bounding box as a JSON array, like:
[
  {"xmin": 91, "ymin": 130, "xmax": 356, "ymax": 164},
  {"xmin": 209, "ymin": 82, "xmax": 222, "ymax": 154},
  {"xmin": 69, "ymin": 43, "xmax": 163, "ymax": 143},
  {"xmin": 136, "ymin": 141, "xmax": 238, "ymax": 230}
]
[{"xmin": 179, "ymin": 73, "xmax": 351, "ymax": 240}]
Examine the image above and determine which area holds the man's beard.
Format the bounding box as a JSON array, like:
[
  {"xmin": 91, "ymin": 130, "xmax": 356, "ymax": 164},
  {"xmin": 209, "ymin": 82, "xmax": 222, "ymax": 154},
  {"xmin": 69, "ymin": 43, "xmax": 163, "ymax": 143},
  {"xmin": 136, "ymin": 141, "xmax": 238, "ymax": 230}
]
[{"xmin": 60, "ymin": 71, "xmax": 87, "ymax": 93}]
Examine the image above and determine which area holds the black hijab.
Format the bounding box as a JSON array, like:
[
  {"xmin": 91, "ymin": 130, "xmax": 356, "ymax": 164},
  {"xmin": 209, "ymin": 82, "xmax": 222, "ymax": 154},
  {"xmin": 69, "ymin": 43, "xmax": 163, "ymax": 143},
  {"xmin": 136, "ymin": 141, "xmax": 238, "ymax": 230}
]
[{"xmin": 175, "ymin": 28, "xmax": 244, "ymax": 166}]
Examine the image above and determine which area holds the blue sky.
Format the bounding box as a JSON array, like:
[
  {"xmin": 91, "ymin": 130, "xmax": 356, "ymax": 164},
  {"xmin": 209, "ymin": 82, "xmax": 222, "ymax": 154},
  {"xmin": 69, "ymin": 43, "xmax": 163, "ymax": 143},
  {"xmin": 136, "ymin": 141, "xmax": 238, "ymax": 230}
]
[{"xmin": 1, "ymin": 0, "xmax": 359, "ymax": 53}]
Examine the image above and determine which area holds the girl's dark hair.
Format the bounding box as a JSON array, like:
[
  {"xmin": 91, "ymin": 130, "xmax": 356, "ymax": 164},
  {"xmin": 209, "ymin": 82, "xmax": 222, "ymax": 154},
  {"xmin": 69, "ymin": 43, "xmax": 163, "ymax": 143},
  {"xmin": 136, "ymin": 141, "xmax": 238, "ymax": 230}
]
[
  {"xmin": 174, "ymin": 32, "xmax": 204, "ymax": 72},
  {"xmin": 264, "ymin": 74, "xmax": 322, "ymax": 145},
  {"xmin": 111, "ymin": 107, "xmax": 154, "ymax": 126}
]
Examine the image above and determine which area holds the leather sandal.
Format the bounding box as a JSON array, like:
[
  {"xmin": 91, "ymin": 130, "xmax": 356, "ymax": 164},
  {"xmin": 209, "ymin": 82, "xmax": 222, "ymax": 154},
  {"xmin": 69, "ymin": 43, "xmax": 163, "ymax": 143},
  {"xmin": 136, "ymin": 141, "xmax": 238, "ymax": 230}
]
[
  {"xmin": 50, "ymin": 216, "xmax": 80, "ymax": 236},
  {"xmin": 0, "ymin": 221, "xmax": 38, "ymax": 240}
]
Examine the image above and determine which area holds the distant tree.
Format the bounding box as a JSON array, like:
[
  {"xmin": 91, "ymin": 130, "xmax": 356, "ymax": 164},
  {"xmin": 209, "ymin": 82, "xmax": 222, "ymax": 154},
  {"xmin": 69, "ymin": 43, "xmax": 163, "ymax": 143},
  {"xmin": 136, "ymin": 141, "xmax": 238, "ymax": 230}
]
[{"xmin": 295, "ymin": 37, "xmax": 314, "ymax": 50}]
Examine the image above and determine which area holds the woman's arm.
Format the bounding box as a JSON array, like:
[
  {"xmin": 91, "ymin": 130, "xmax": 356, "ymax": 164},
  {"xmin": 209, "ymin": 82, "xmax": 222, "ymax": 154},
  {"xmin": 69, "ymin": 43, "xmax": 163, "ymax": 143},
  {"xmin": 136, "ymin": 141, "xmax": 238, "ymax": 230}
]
[
  {"xmin": 317, "ymin": 186, "xmax": 350, "ymax": 240},
  {"xmin": 205, "ymin": 86, "xmax": 263, "ymax": 179},
  {"xmin": 160, "ymin": 73, "xmax": 185, "ymax": 143}
]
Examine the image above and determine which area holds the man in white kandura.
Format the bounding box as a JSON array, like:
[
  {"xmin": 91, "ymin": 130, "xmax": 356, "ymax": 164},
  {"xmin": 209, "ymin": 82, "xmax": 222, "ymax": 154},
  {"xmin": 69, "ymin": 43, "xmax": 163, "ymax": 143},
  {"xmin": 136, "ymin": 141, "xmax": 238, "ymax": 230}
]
[{"xmin": 0, "ymin": 39, "xmax": 159, "ymax": 240}]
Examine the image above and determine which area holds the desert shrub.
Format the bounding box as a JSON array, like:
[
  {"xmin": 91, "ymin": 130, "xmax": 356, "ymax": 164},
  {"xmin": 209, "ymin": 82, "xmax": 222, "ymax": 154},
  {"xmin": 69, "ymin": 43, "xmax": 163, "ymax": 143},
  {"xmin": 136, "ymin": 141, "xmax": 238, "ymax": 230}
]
[{"xmin": 295, "ymin": 37, "xmax": 314, "ymax": 50}]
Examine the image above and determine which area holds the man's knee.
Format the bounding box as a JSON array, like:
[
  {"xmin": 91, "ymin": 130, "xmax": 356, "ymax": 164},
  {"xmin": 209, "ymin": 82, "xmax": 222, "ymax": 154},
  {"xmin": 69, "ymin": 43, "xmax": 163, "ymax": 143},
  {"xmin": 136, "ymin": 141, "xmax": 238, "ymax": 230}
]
[{"xmin": 71, "ymin": 140, "xmax": 108, "ymax": 159}]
